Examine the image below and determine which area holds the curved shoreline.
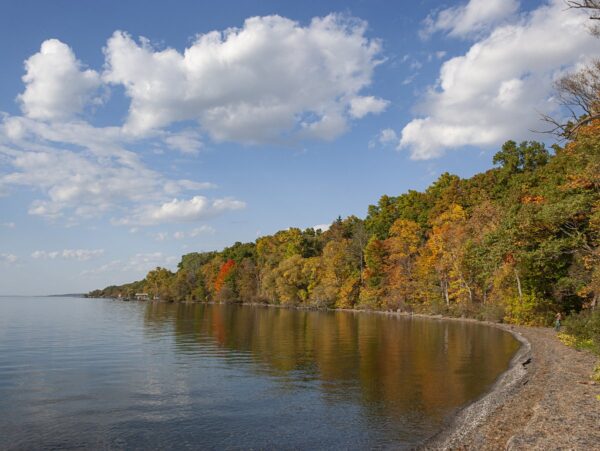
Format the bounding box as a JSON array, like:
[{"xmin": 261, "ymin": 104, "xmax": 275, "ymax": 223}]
[
  {"xmin": 104, "ymin": 298, "xmax": 599, "ymax": 448},
  {"xmin": 420, "ymin": 323, "xmax": 599, "ymax": 450},
  {"xmin": 231, "ymin": 303, "xmax": 538, "ymax": 448},
  {"xmin": 421, "ymin": 322, "xmax": 531, "ymax": 449},
  {"xmin": 236, "ymin": 303, "xmax": 599, "ymax": 449}
]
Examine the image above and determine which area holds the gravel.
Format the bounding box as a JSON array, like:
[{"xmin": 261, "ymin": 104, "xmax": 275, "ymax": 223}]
[{"xmin": 423, "ymin": 325, "xmax": 600, "ymax": 450}]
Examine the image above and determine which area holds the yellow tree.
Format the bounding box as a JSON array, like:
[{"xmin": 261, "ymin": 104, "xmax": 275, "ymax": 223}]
[
  {"xmin": 416, "ymin": 205, "xmax": 473, "ymax": 309},
  {"xmin": 359, "ymin": 237, "xmax": 388, "ymax": 309},
  {"xmin": 256, "ymin": 229, "xmax": 305, "ymax": 302},
  {"xmin": 383, "ymin": 219, "xmax": 421, "ymax": 310},
  {"xmin": 273, "ymin": 255, "xmax": 321, "ymax": 305},
  {"xmin": 312, "ymin": 239, "xmax": 358, "ymax": 307},
  {"xmin": 145, "ymin": 267, "xmax": 175, "ymax": 301}
]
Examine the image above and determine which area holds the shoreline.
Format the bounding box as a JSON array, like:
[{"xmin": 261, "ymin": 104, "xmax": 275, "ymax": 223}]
[
  {"xmin": 421, "ymin": 323, "xmax": 531, "ymax": 449},
  {"xmin": 423, "ymin": 324, "xmax": 599, "ymax": 449},
  {"xmin": 233, "ymin": 303, "xmax": 536, "ymax": 448},
  {"xmin": 195, "ymin": 301, "xmax": 600, "ymax": 448},
  {"xmin": 94, "ymin": 297, "xmax": 600, "ymax": 448}
]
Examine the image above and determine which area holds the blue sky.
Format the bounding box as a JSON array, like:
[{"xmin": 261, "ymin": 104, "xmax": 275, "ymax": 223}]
[{"xmin": 0, "ymin": 0, "xmax": 597, "ymax": 294}]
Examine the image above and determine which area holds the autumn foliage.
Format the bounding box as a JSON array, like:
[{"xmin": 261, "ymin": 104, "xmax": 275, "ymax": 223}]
[
  {"xmin": 92, "ymin": 121, "xmax": 600, "ymax": 326},
  {"xmin": 215, "ymin": 259, "xmax": 236, "ymax": 293}
]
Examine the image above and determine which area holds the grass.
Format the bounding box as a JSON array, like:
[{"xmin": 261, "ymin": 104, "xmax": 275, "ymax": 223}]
[
  {"xmin": 560, "ymin": 309, "xmax": 600, "ymax": 355},
  {"xmin": 558, "ymin": 309, "xmax": 600, "ymax": 400}
]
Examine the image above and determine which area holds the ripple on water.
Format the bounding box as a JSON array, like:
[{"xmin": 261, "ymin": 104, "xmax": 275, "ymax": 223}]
[{"xmin": 0, "ymin": 298, "xmax": 519, "ymax": 450}]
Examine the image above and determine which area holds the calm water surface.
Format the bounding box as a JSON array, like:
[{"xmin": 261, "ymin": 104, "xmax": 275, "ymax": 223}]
[{"xmin": 0, "ymin": 297, "xmax": 519, "ymax": 449}]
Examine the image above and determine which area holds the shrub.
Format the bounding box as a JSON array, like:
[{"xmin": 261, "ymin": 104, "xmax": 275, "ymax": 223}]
[
  {"xmin": 592, "ymin": 364, "xmax": 600, "ymax": 383},
  {"xmin": 562, "ymin": 309, "xmax": 600, "ymax": 354},
  {"xmin": 477, "ymin": 303, "xmax": 506, "ymax": 323},
  {"xmin": 504, "ymin": 293, "xmax": 553, "ymax": 326}
]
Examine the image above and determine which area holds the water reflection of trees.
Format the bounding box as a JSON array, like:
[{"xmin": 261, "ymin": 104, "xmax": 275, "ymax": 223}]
[{"xmin": 143, "ymin": 303, "xmax": 519, "ymax": 421}]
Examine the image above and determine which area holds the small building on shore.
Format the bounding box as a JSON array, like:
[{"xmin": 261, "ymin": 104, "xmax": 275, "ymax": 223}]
[{"xmin": 135, "ymin": 293, "xmax": 150, "ymax": 301}]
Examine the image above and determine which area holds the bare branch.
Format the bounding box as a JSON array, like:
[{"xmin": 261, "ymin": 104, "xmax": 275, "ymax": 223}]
[
  {"xmin": 566, "ymin": 0, "xmax": 600, "ymax": 35},
  {"xmin": 566, "ymin": 0, "xmax": 600, "ymax": 16},
  {"xmin": 540, "ymin": 59, "xmax": 600, "ymax": 138},
  {"xmin": 569, "ymin": 113, "xmax": 600, "ymax": 135}
]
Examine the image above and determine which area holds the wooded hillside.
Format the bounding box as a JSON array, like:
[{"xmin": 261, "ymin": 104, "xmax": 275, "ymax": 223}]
[{"xmin": 90, "ymin": 119, "xmax": 600, "ymax": 326}]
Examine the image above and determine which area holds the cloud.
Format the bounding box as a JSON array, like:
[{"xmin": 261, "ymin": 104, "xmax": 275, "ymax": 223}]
[
  {"xmin": 31, "ymin": 249, "xmax": 104, "ymax": 261},
  {"xmin": 116, "ymin": 196, "xmax": 245, "ymax": 226},
  {"xmin": 0, "ymin": 253, "xmax": 18, "ymax": 264},
  {"xmin": 1, "ymin": 222, "xmax": 15, "ymax": 228},
  {"xmin": 312, "ymin": 223, "xmax": 330, "ymax": 232},
  {"xmin": 0, "ymin": 115, "xmax": 228, "ymax": 223},
  {"xmin": 189, "ymin": 225, "xmax": 215, "ymax": 237},
  {"xmin": 175, "ymin": 225, "xmax": 215, "ymax": 239},
  {"xmin": 3, "ymin": 145, "xmax": 157, "ymax": 219},
  {"xmin": 401, "ymin": 0, "xmax": 600, "ymax": 159},
  {"xmin": 151, "ymin": 225, "xmax": 215, "ymax": 241},
  {"xmin": 402, "ymin": 73, "xmax": 418, "ymax": 86},
  {"xmin": 18, "ymin": 39, "xmax": 102, "ymax": 120},
  {"xmin": 409, "ymin": 60, "xmax": 423, "ymax": 71},
  {"xmin": 163, "ymin": 130, "xmax": 203, "ymax": 154},
  {"xmin": 102, "ymin": 15, "xmax": 385, "ymax": 142},
  {"xmin": 421, "ymin": 0, "xmax": 519, "ymax": 39},
  {"xmin": 369, "ymin": 128, "xmax": 398, "ymax": 149},
  {"xmin": 81, "ymin": 252, "xmax": 178, "ymax": 276},
  {"xmin": 348, "ymin": 96, "xmax": 389, "ymax": 119},
  {"xmin": 1, "ymin": 14, "xmax": 384, "ymax": 225},
  {"xmin": 378, "ymin": 128, "xmax": 399, "ymax": 145}
]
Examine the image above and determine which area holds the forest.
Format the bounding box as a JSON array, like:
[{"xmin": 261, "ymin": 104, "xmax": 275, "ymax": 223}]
[{"xmin": 90, "ymin": 119, "xmax": 600, "ymax": 327}]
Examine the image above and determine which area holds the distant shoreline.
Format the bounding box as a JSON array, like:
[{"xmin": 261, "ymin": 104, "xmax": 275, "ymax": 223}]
[
  {"xmin": 46, "ymin": 293, "xmax": 86, "ymax": 297},
  {"xmin": 0, "ymin": 294, "xmax": 85, "ymax": 298}
]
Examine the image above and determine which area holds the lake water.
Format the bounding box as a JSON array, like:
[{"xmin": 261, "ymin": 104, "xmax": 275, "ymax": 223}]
[{"xmin": 0, "ymin": 297, "xmax": 519, "ymax": 449}]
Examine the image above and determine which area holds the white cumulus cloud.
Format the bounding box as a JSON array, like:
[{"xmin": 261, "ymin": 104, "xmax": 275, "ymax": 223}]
[
  {"xmin": 102, "ymin": 15, "xmax": 385, "ymax": 142},
  {"xmin": 421, "ymin": 0, "xmax": 519, "ymax": 39},
  {"xmin": 401, "ymin": 0, "xmax": 600, "ymax": 159},
  {"xmin": 117, "ymin": 196, "xmax": 245, "ymax": 226},
  {"xmin": 1, "ymin": 14, "xmax": 385, "ymax": 226},
  {"xmin": 18, "ymin": 39, "xmax": 102, "ymax": 121}
]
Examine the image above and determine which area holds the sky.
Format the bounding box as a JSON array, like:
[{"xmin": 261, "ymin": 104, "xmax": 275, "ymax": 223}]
[{"xmin": 0, "ymin": 0, "xmax": 598, "ymax": 295}]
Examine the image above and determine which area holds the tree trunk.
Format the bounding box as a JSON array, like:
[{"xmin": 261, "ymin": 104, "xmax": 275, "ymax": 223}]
[
  {"xmin": 441, "ymin": 278, "xmax": 450, "ymax": 306},
  {"xmin": 514, "ymin": 269, "xmax": 523, "ymax": 300},
  {"xmin": 359, "ymin": 251, "xmax": 364, "ymax": 284}
]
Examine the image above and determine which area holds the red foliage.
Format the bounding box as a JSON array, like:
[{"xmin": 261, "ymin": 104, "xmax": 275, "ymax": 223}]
[{"xmin": 214, "ymin": 259, "xmax": 235, "ymax": 292}]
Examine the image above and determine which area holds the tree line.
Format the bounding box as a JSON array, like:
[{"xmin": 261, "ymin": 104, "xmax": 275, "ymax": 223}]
[{"xmin": 89, "ymin": 120, "xmax": 600, "ymax": 326}]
